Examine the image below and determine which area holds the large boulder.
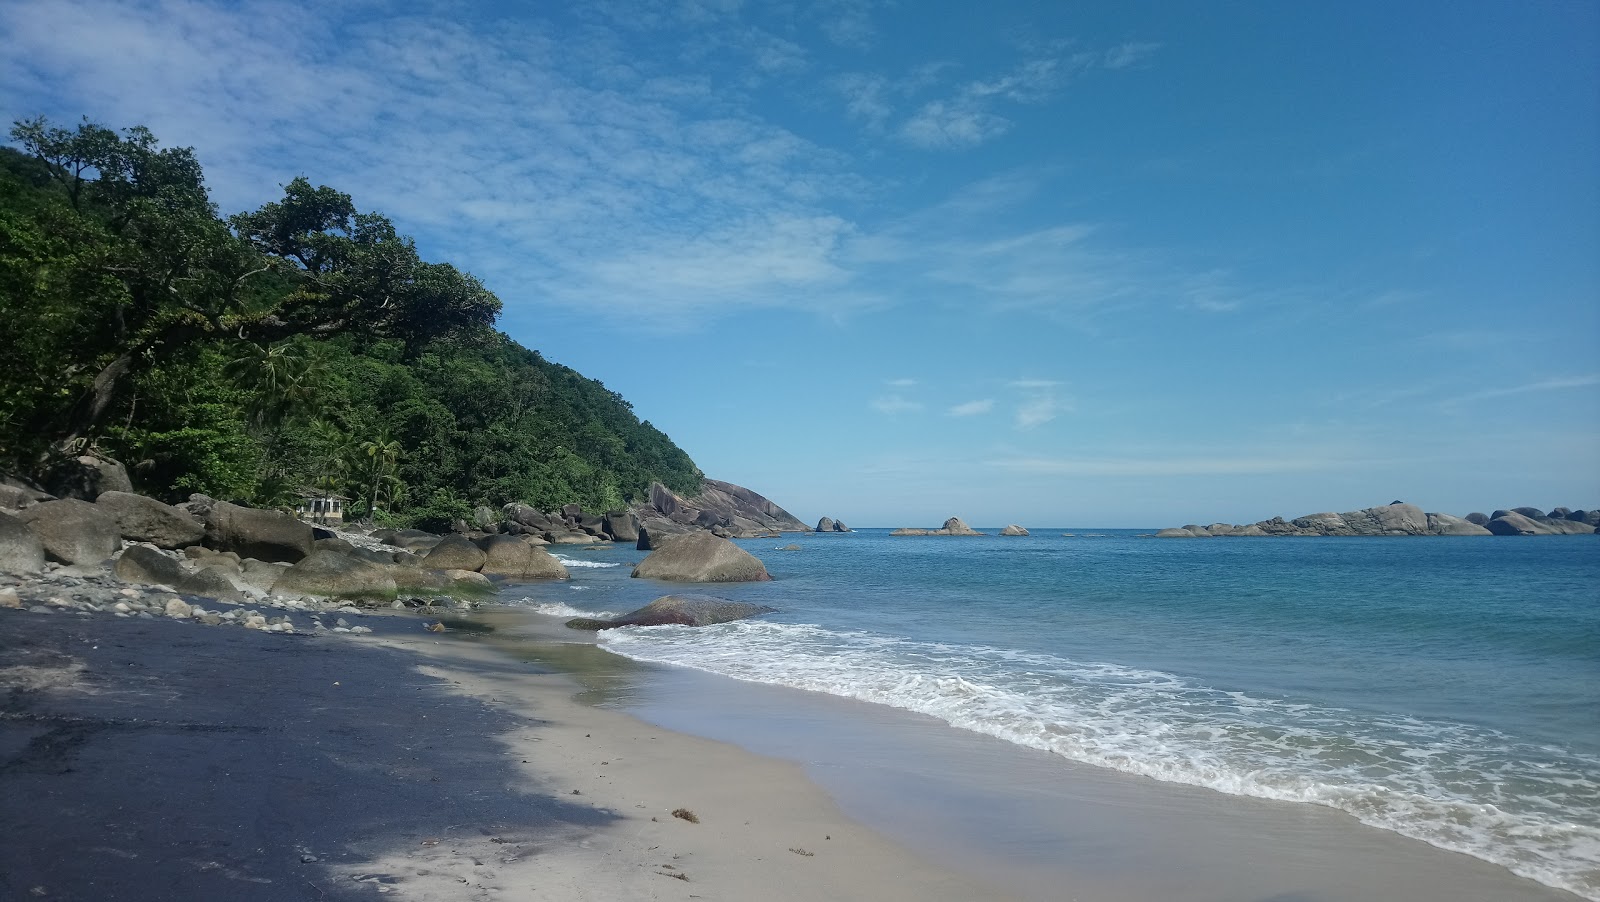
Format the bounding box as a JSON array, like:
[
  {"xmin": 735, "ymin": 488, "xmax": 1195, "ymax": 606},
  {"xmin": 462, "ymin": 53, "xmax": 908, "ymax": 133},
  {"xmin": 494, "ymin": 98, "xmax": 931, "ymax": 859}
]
[
  {"xmin": 567, "ymin": 594, "xmax": 777, "ymax": 630},
  {"xmin": 631, "ymin": 532, "xmax": 772, "ymax": 583},
  {"xmin": 999, "ymin": 524, "xmax": 1029, "ymax": 536},
  {"xmin": 636, "ymin": 519, "xmax": 690, "ymax": 551},
  {"xmin": 1465, "ymin": 512, "xmax": 1490, "ymax": 526},
  {"xmin": 95, "ymin": 491, "xmax": 204, "ymax": 549},
  {"xmin": 203, "ymin": 502, "xmax": 313, "ymax": 563},
  {"xmin": 423, "ymin": 535, "xmax": 488, "ymax": 571},
  {"xmin": 1155, "ymin": 528, "xmax": 1197, "ymax": 538},
  {"xmin": 17, "ymin": 498, "xmax": 121, "ymax": 565},
  {"xmin": 0, "ymin": 511, "xmax": 46, "ymax": 574},
  {"xmin": 815, "ymin": 517, "xmax": 836, "ymax": 533},
  {"xmin": 272, "ymin": 549, "xmax": 399, "ymax": 602},
  {"xmin": 603, "ymin": 510, "xmax": 640, "ymax": 543},
  {"xmin": 44, "ymin": 454, "xmax": 132, "ymax": 501},
  {"xmin": 239, "ymin": 559, "xmax": 291, "ymax": 594},
  {"xmin": 477, "ymin": 535, "xmax": 569, "ymax": 580},
  {"xmin": 891, "ymin": 516, "xmax": 985, "ymax": 537},
  {"xmin": 1425, "ymin": 513, "xmax": 1493, "ymax": 536},
  {"xmin": 1484, "ymin": 512, "xmax": 1595, "ymax": 536},
  {"xmin": 115, "ymin": 544, "xmax": 186, "ymax": 585}
]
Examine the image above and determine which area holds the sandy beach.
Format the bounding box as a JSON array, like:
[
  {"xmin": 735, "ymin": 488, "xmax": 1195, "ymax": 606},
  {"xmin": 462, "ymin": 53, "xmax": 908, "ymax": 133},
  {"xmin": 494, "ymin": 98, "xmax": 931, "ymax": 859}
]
[{"xmin": 0, "ymin": 596, "xmax": 1004, "ymax": 902}]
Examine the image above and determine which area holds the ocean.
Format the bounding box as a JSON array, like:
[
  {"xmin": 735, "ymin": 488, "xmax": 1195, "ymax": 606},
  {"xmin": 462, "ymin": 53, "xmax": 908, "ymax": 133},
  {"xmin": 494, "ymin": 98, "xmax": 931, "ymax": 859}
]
[{"xmin": 524, "ymin": 530, "xmax": 1600, "ymax": 899}]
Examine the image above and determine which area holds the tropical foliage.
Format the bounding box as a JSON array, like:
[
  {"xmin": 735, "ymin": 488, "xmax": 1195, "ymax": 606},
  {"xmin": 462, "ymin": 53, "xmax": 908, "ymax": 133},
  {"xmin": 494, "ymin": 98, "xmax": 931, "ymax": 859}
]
[{"xmin": 0, "ymin": 118, "xmax": 702, "ymax": 522}]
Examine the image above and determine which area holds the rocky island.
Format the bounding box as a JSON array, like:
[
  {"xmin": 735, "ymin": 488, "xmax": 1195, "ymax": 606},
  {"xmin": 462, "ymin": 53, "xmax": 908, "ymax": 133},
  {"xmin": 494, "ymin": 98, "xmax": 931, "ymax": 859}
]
[{"xmin": 1157, "ymin": 502, "xmax": 1599, "ymax": 537}]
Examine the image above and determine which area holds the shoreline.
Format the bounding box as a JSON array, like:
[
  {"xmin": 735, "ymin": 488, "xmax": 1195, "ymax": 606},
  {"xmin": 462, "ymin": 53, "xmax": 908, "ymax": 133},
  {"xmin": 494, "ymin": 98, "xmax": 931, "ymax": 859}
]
[
  {"xmin": 0, "ymin": 588, "xmax": 1006, "ymax": 901},
  {"xmin": 2, "ymin": 572, "xmax": 1588, "ymax": 901}
]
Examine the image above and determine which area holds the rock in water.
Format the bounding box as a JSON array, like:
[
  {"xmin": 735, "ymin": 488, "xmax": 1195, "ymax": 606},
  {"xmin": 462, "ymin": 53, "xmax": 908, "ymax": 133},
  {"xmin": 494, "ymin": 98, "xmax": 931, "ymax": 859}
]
[
  {"xmin": 17, "ymin": 498, "xmax": 121, "ymax": 565},
  {"xmin": 0, "ymin": 511, "xmax": 46, "ymax": 574},
  {"xmin": 477, "ymin": 535, "xmax": 569, "ymax": 579},
  {"xmin": 203, "ymin": 501, "xmax": 313, "ymax": 563},
  {"xmin": 1424, "ymin": 513, "xmax": 1493, "ymax": 536},
  {"xmin": 890, "ymin": 516, "xmax": 986, "ymax": 537},
  {"xmin": 95, "ymin": 491, "xmax": 204, "ymax": 549},
  {"xmin": 999, "ymin": 524, "xmax": 1029, "ymax": 536},
  {"xmin": 566, "ymin": 594, "xmax": 777, "ymax": 630},
  {"xmin": 815, "ymin": 517, "xmax": 836, "ymax": 533},
  {"xmin": 631, "ymin": 532, "xmax": 772, "ymax": 582},
  {"xmin": 272, "ymin": 549, "xmax": 399, "ymax": 602},
  {"xmin": 603, "ymin": 510, "xmax": 640, "ymax": 543},
  {"xmin": 423, "ymin": 535, "xmax": 488, "ymax": 571}
]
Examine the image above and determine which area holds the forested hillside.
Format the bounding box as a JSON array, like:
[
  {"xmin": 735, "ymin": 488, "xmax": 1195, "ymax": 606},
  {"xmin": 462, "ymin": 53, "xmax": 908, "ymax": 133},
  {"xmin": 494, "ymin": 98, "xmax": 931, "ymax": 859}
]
[{"xmin": 0, "ymin": 118, "xmax": 702, "ymax": 528}]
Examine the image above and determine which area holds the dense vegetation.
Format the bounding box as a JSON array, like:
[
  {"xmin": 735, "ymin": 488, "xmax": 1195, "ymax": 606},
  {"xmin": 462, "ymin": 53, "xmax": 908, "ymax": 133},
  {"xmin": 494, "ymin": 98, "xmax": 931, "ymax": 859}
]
[{"xmin": 0, "ymin": 118, "xmax": 702, "ymax": 527}]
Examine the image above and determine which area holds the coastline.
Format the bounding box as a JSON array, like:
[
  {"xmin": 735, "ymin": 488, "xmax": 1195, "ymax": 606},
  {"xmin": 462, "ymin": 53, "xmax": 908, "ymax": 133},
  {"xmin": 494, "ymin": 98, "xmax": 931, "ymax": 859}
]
[
  {"xmin": 2, "ymin": 577, "xmax": 1588, "ymax": 901},
  {"xmin": 0, "ymin": 596, "xmax": 1004, "ymax": 901}
]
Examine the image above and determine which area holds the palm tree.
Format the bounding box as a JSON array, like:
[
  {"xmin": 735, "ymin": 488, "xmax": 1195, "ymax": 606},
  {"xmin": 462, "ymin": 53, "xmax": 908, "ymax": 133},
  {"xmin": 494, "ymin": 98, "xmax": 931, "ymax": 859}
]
[
  {"xmin": 360, "ymin": 431, "xmax": 402, "ymax": 517},
  {"xmin": 223, "ymin": 338, "xmax": 328, "ymax": 430}
]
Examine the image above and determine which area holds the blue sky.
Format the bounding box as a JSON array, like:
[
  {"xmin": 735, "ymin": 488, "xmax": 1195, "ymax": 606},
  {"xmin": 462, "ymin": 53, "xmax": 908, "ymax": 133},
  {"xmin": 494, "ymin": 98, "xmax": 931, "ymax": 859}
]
[{"xmin": 4, "ymin": 0, "xmax": 1597, "ymax": 527}]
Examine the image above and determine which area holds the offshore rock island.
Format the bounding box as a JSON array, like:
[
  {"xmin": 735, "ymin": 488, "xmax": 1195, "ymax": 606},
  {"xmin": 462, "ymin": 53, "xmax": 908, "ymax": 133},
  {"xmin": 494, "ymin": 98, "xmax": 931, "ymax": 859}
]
[{"xmin": 1157, "ymin": 502, "xmax": 1600, "ymax": 537}]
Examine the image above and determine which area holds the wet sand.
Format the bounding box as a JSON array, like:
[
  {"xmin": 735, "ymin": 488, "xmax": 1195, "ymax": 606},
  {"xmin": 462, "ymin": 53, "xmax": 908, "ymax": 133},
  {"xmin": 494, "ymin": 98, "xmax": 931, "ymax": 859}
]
[{"xmin": 0, "ymin": 603, "xmax": 1002, "ymax": 901}]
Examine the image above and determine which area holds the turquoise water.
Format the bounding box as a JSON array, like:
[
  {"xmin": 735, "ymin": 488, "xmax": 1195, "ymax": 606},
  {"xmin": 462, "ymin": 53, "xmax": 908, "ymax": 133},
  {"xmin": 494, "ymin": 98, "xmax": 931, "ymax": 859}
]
[{"xmin": 527, "ymin": 530, "xmax": 1600, "ymax": 898}]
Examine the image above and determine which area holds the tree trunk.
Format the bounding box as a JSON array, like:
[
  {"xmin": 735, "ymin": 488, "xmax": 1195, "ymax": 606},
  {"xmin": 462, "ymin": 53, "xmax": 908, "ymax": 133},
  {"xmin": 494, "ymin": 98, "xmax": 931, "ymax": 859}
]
[{"xmin": 57, "ymin": 351, "xmax": 136, "ymax": 450}]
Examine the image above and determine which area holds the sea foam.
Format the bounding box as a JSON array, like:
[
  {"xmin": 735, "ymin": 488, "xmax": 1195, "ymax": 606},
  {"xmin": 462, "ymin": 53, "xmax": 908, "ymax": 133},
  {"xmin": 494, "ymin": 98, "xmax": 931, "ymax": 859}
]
[{"xmin": 600, "ymin": 619, "xmax": 1600, "ymax": 899}]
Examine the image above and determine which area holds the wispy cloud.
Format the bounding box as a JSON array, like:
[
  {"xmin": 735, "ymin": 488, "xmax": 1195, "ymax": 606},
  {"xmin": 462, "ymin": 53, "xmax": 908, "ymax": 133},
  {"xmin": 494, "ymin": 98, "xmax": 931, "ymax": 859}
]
[
  {"xmin": 1102, "ymin": 42, "xmax": 1161, "ymax": 70},
  {"xmin": 871, "ymin": 394, "xmax": 924, "ymax": 414},
  {"xmin": 991, "ymin": 454, "xmax": 1370, "ymax": 477},
  {"xmin": 885, "ymin": 377, "xmax": 919, "ymax": 387},
  {"xmin": 1008, "ymin": 378, "xmax": 1061, "ymax": 389},
  {"xmin": 1440, "ymin": 374, "xmax": 1600, "ymax": 407},
  {"xmin": 1015, "ymin": 395, "xmax": 1062, "ymax": 429},
  {"xmin": 948, "ymin": 399, "xmax": 995, "ymax": 416}
]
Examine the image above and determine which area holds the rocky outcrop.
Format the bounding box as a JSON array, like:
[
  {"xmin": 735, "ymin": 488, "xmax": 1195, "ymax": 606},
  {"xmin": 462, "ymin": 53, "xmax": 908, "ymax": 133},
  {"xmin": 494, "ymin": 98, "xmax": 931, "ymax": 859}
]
[
  {"xmin": 632, "ymin": 532, "xmax": 772, "ymax": 582},
  {"xmin": 1485, "ymin": 511, "xmax": 1598, "ymax": 536},
  {"xmin": 96, "ymin": 491, "xmax": 205, "ymax": 549},
  {"xmin": 565, "ymin": 594, "xmax": 777, "ymax": 631},
  {"xmin": 0, "ymin": 511, "xmax": 46, "ymax": 574},
  {"xmin": 17, "ymin": 498, "xmax": 122, "ymax": 565},
  {"xmin": 271, "ymin": 549, "xmax": 399, "ymax": 602},
  {"xmin": 603, "ymin": 510, "xmax": 640, "ymax": 543},
  {"xmin": 477, "ymin": 535, "xmax": 569, "ymax": 580},
  {"xmin": 892, "ymin": 517, "xmax": 985, "ymax": 537},
  {"xmin": 815, "ymin": 517, "xmax": 836, "ymax": 533},
  {"xmin": 203, "ymin": 501, "xmax": 314, "ymax": 562},
  {"xmin": 1160, "ymin": 502, "xmax": 1594, "ymax": 537},
  {"xmin": 636, "ymin": 520, "xmax": 691, "ymax": 551},
  {"xmin": 422, "ymin": 535, "xmax": 488, "ymax": 571},
  {"xmin": 43, "ymin": 454, "xmax": 132, "ymax": 501},
  {"xmin": 999, "ymin": 524, "xmax": 1029, "ymax": 536},
  {"xmin": 630, "ymin": 479, "xmax": 808, "ymax": 538}
]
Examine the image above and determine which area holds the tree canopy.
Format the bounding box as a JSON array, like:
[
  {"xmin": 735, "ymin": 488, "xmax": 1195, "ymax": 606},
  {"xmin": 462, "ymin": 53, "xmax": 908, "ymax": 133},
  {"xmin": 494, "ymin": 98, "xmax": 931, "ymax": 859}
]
[{"xmin": 0, "ymin": 117, "xmax": 702, "ymax": 523}]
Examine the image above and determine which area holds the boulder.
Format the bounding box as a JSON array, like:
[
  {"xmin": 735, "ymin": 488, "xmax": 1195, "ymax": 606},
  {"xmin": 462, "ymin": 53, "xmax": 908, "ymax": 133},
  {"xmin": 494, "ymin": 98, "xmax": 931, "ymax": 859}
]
[
  {"xmin": 891, "ymin": 517, "xmax": 985, "ymax": 537},
  {"xmin": 546, "ymin": 531, "xmax": 600, "ymax": 545},
  {"xmin": 1233, "ymin": 524, "xmax": 1269, "ymax": 537},
  {"xmin": 0, "ymin": 484, "xmax": 43, "ymax": 511},
  {"xmin": 478, "ymin": 535, "xmax": 569, "ymax": 580},
  {"xmin": 1483, "ymin": 512, "xmax": 1593, "ymax": 536},
  {"xmin": 832, "ymin": 520, "xmax": 850, "ymax": 532},
  {"xmin": 472, "ymin": 505, "xmax": 499, "ymax": 530},
  {"xmin": 314, "ymin": 537, "xmax": 355, "ymax": 554},
  {"xmin": 603, "ymin": 510, "xmax": 640, "ymax": 543},
  {"xmin": 566, "ymin": 594, "xmax": 777, "ymax": 630},
  {"xmin": 272, "ymin": 549, "xmax": 399, "ymax": 602},
  {"xmin": 632, "ymin": 532, "xmax": 772, "ymax": 583},
  {"xmin": 44, "ymin": 454, "xmax": 132, "ymax": 501},
  {"xmin": 502, "ymin": 503, "xmax": 556, "ymax": 532},
  {"xmin": 816, "ymin": 517, "xmax": 836, "ymax": 533},
  {"xmin": 239, "ymin": 559, "xmax": 291, "ymax": 594},
  {"xmin": 0, "ymin": 511, "xmax": 47, "ymax": 574},
  {"xmin": 1465, "ymin": 512, "xmax": 1490, "ymax": 526},
  {"xmin": 779, "ymin": 543, "xmax": 803, "ymax": 551},
  {"xmin": 637, "ymin": 519, "xmax": 690, "ymax": 551},
  {"xmin": 1425, "ymin": 513, "xmax": 1493, "ymax": 536},
  {"xmin": 1549, "ymin": 507, "xmax": 1572, "ymax": 519},
  {"xmin": 424, "ymin": 535, "xmax": 488, "ymax": 571},
  {"xmin": 18, "ymin": 498, "xmax": 121, "ymax": 565},
  {"xmin": 115, "ymin": 544, "xmax": 186, "ymax": 586},
  {"xmin": 1155, "ymin": 528, "xmax": 1197, "ymax": 538},
  {"xmin": 203, "ymin": 501, "xmax": 313, "ymax": 563},
  {"xmin": 183, "ymin": 566, "xmax": 246, "ymax": 603},
  {"xmin": 999, "ymin": 524, "xmax": 1029, "ymax": 536},
  {"xmin": 1511, "ymin": 507, "xmax": 1545, "ymax": 518}
]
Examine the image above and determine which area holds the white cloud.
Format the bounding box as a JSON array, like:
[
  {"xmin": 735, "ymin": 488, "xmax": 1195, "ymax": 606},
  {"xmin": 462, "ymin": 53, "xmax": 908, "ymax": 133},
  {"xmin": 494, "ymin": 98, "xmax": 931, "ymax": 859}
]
[
  {"xmin": 871, "ymin": 394, "xmax": 924, "ymax": 414},
  {"xmin": 886, "ymin": 378, "xmax": 919, "ymax": 387},
  {"xmin": 1008, "ymin": 378, "xmax": 1061, "ymax": 389},
  {"xmin": 1103, "ymin": 42, "xmax": 1161, "ymax": 70},
  {"xmin": 901, "ymin": 99, "xmax": 1012, "ymax": 149},
  {"xmin": 948, "ymin": 399, "xmax": 995, "ymax": 416},
  {"xmin": 1014, "ymin": 395, "xmax": 1061, "ymax": 429}
]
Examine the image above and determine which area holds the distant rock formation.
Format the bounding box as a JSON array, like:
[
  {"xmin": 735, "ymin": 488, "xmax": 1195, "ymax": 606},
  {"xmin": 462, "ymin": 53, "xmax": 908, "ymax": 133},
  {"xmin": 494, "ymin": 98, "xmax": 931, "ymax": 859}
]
[
  {"xmin": 815, "ymin": 517, "xmax": 851, "ymax": 533},
  {"xmin": 891, "ymin": 517, "xmax": 984, "ymax": 537},
  {"xmin": 629, "ymin": 479, "xmax": 808, "ymax": 541},
  {"xmin": 1157, "ymin": 502, "xmax": 1596, "ymax": 537},
  {"xmin": 564, "ymin": 594, "xmax": 776, "ymax": 631},
  {"xmin": 999, "ymin": 524, "xmax": 1029, "ymax": 536}
]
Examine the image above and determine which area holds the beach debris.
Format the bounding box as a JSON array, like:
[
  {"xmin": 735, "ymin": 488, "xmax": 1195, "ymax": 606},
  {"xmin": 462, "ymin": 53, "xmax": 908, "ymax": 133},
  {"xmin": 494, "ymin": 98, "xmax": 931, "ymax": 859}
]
[
  {"xmin": 788, "ymin": 848, "xmax": 814, "ymax": 857},
  {"xmin": 426, "ymin": 621, "xmax": 445, "ymax": 632},
  {"xmin": 658, "ymin": 871, "xmax": 690, "ymax": 882},
  {"xmin": 671, "ymin": 808, "xmax": 699, "ymax": 823},
  {"xmin": 420, "ymin": 838, "xmax": 439, "ymax": 846}
]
